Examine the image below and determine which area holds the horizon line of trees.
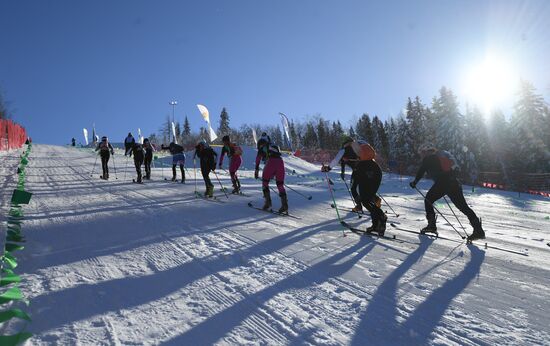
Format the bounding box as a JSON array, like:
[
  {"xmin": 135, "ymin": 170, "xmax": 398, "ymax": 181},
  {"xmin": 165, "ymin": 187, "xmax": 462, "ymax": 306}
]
[{"xmin": 151, "ymin": 80, "xmax": 550, "ymax": 179}]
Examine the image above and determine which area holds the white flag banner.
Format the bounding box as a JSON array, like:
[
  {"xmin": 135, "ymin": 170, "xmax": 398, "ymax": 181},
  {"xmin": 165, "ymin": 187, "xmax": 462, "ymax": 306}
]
[
  {"xmin": 171, "ymin": 122, "xmax": 178, "ymax": 144},
  {"xmin": 279, "ymin": 112, "xmax": 292, "ymax": 150},
  {"xmin": 138, "ymin": 128, "xmax": 144, "ymax": 144},
  {"xmin": 252, "ymin": 128, "xmax": 258, "ymax": 145},
  {"xmin": 83, "ymin": 128, "xmax": 89, "ymax": 145},
  {"xmin": 197, "ymin": 104, "xmax": 217, "ymax": 142}
]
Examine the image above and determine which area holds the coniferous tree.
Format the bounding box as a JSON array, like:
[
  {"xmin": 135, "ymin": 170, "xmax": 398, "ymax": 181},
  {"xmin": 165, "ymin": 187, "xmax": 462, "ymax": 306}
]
[
  {"xmin": 510, "ymin": 80, "xmax": 549, "ymax": 172},
  {"xmin": 303, "ymin": 123, "xmax": 318, "ymax": 148},
  {"xmin": 348, "ymin": 126, "xmax": 356, "ymax": 139},
  {"xmin": 371, "ymin": 116, "xmax": 384, "ymax": 154},
  {"xmin": 289, "ymin": 120, "xmax": 299, "ymax": 150},
  {"xmin": 464, "ymin": 106, "xmax": 491, "ymax": 174},
  {"xmin": 487, "ymin": 109, "xmax": 511, "ymax": 182},
  {"xmin": 432, "ymin": 86, "xmax": 467, "ymax": 167},
  {"xmin": 183, "ymin": 116, "xmax": 191, "ymax": 136},
  {"xmin": 394, "ymin": 117, "xmax": 410, "ymax": 168},
  {"xmin": 218, "ymin": 107, "xmax": 231, "ymax": 137},
  {"xmin": 316, "ymin": 118, "xmax": 328, "ymax": 149},
  {"xmin": 356, "ymin": 113, "xmax": 373, "ymax": 142},
  {"xmin": 405, "ymin": 96, "xmax": 427, "ymax": 164},
  {"xmin": 331, "ymin": 121, "xmax": 345, "ymax": 150}
]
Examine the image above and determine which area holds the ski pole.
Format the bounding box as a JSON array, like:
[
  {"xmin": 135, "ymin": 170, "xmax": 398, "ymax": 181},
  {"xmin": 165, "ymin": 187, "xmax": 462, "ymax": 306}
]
[
  {"xmin": 414, "ymin": 187, "xmax": 465, "ymax": 240},
  {"xmin": 91, "ymin": 154, "xmax": 98, "ymax": 177},
  {"xmin": 123, "ymin": 155, "xmax": 129, "ymax": 181},
  {"xmin": 284, "ymin": 183, "xmax": 312, "ymax": 200},
  {"xmin": 213, "ymin": 170, "xmax": 229, "ymax": 199},
  {"xmin": 443, "ymin": 196, "xmax": 468, "ymax": 237},
  {"xmin": 112, "ymin": 153, "xmax": 118, "ymax": 180},
  {"xmin": 324, "ymin": 172, "xmax": 346, "ymax": 236},
  {"xmin": 378, "ymin": 193, "xmax": 400, "ymax": 217},
  {"xmin": 341, "ymin": 177, "xmax": 362, "ymax": 219}
]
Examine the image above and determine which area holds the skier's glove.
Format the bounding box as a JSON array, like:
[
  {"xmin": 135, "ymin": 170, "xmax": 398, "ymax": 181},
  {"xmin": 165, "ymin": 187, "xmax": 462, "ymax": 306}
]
[
  {"xmin": 254, "ymin": 169, "xmax": 259, "ymax": 179},
  {"xmin": 321, "ymin": 165, "xmax": 331, "ymax": 173},
  {"xmin": 409, "ymin": 181, "xmax": 417, "ymax": 189}
]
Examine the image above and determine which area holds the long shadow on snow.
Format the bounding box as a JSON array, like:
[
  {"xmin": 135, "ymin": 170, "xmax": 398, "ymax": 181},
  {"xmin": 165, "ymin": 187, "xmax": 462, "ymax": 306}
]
[
  {"xmin": 164, "ymin": 236, "xmax": 379, "ymax": 345},
  {"xmin": 351, "ymin": 237, "xmax": 485, "ymax": 345},
  {"xmin": 20, "ymin": 203, "xmax": 272, "ymax": 273},
  {"xmin": 28, "ymin": 218, "xmax": 344, "ymax": 335}
]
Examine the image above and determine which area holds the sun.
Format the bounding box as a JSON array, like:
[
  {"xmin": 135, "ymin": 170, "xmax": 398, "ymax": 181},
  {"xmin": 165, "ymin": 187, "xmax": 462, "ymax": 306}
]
[{"xmin": 463, "ymin": 56, "xmax": 519, "ymax": 113}]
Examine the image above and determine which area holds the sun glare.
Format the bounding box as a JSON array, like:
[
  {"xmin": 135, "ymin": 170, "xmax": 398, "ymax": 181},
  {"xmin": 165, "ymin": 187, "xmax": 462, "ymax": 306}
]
[{"xmin": 463, "ymin": 56, "xmax": 519, "ymax": 113}]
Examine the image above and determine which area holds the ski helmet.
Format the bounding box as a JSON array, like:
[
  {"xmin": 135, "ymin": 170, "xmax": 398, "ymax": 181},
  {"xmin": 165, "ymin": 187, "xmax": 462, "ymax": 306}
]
[
  {"xmin": 341, "ymin": 135, "xmax": 353, "ymax": 147},
  {"xmin": 418, "ymin": 142, "xmax": 436, "ymax": 154},
  {"xmin": 222, "ymin": 135, "xmax": 230, "ymax": 142},
  {"xmin": 101, "ymin": 136, "xmax": 108, "ymax": 141},
  {"xmin": 143, "ymin": 138, "xmax": 149, "ymax": 143},
  {"xmin": 128, "ymin": 132, "xmax": 132, "ymax": 136}
]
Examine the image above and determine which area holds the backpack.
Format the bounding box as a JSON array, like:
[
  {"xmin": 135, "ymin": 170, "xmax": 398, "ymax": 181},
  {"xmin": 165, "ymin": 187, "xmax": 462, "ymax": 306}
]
[
  {"xmin": 437, "ymin": 150, "xmax": 459, "ymax": 173},
  {"xmin": 350, "ymin": 140, "xmax": 376, "ymax": 161}
]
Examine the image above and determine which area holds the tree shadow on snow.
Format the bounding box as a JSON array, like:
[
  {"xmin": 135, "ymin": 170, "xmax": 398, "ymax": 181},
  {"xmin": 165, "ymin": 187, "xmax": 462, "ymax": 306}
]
[{"xmin": 351, "ymin": 237, "xmax": 485, "ymax": 345}]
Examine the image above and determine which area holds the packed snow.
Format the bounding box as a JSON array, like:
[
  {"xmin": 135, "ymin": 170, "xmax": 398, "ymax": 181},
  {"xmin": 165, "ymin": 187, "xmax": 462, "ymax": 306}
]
[{"xmin": 2, "ymin": 144, "xmax": 550, "ymax": 345}]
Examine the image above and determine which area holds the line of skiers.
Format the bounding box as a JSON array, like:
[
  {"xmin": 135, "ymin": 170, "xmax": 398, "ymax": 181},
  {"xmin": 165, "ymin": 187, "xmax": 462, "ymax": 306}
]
[
  {"xmin": 95, "ymin": 131, "xmax": 485, "ymax": 242},
  {"xmin": 321, "ymin": 136, "xmax": 485, "ymax": 242}
]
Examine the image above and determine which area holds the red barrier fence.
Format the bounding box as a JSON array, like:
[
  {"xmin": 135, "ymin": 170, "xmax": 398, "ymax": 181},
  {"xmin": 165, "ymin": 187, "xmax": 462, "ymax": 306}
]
[{"xmin": 0, "ymin": 119, "xmax": 27, "ymax": 151}]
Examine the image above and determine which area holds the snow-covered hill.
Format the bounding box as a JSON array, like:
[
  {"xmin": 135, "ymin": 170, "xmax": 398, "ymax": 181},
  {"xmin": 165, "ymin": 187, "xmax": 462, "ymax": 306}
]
[{"xmin": 3, "ymin": 144, "xmax": 550, "ymax": 345}]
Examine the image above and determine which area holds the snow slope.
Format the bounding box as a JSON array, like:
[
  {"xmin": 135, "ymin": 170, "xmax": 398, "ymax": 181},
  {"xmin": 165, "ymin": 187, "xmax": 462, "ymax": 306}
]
[{"xmin": 3, "ymin": 144, "xmax": 550, "ymax": 345}]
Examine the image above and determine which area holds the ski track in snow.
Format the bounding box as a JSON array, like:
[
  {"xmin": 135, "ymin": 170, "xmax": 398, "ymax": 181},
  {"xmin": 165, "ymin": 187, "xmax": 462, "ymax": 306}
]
[{"xmin": 2, "ymin": 144, "xmax": 549, "ymax": 345}]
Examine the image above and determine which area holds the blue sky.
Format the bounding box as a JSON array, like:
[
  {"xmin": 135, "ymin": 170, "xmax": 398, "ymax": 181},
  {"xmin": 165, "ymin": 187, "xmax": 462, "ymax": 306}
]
[{"xmin": 1, "ymin": 0, "xmax": 549, "ymax": 144}]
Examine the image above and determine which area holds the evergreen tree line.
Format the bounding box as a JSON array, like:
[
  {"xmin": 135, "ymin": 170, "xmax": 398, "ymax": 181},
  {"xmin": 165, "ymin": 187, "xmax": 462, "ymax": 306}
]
[{"xmin": 151, "ymin": 81, "xmax": 550, "ymax": 181}]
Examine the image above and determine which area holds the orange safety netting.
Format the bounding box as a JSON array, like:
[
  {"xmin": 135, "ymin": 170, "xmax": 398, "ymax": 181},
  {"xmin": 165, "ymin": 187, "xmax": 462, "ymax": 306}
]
[{"xmin": 0, "ymin": 119, "xmax": 27, "ymax": 151}]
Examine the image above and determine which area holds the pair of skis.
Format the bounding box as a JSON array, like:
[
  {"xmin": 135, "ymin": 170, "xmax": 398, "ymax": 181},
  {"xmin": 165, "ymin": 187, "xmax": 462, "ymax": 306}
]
[
  {"xmin": 247, "ymin": 202, "xmax": 301, "ymax": 219},
  {"xmin": 388, "ymin": 223, "xmax": 528, "ymax": 256}
]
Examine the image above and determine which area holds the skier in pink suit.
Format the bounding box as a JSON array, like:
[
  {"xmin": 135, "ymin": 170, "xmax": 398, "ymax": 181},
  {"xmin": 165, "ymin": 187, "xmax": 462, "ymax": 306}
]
[
  {"xmin": 255, "ymin": 134, "xmax": 288, "ymax": 213},
  {"xmin": 219, "ymin": 135, "xmax": 243, "ymax": 194}
]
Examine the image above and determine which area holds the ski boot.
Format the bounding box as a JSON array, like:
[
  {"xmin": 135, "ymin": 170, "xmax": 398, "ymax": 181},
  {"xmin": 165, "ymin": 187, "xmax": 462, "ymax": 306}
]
[
  {"xmin": 467, "ymin": 218, "xmax": 485, "ymax": 243},
  {"xmin": 262, "ymin": 188, "xmax": 272, "ymax": 210},
  {"xmin": 278, "ymin": 192, "xmax": 288, "ymax": 214},
  {"xmin": 231, "ymin": 180, "xmax": 240, "ymax": 194},
  {"xmin": 420, "ymin": 223, "xmax": 438, "ymax": 236},
  {"xmin": 171, "ymin": 176, "xmax": 177, "ymax": 182},
  {"xmin": 366, "ymin": 224, "xmax": 376, "ymax": 234},
  {"xmin": 351, "ymin": 205, "xmax": 363, "ymax": 213},
  {"xmin": 206, "ymin": 185, "xmax": 214, "ymax": 198},
  {"xmin": 376, "ymin": 212, "xmax": 387, "ymax": 236}
]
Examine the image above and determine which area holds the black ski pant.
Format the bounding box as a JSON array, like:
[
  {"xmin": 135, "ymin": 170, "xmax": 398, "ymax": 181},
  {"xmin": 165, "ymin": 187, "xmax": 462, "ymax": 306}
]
[
  {"xmin": 144, "ymin": 154, "xmax": 152, "ymax": 179},
  {"xmin": 172, "ymin": 164, "xmax": 185, "ymax": 181},
  {"xmin": 425, "ymin": 177, "xmax": 480, "ymax": 228},
  {"xmin": 100, "ymin": 152, "xmax": 110, "ymax": 178},
  {"xmin": 201, "ymin": 166, "xmax": 213, "ymax": 188},
  {"xmin": 350, "ymin": 171, "xmax": 360, "ymax": 205},
  {"xmin": 134, "ymin": 158, "xmax": 144, "ymax": 182},
  {"xmin": 355, "ymin": 161, "xmax": 384, "ymax": 225}
]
